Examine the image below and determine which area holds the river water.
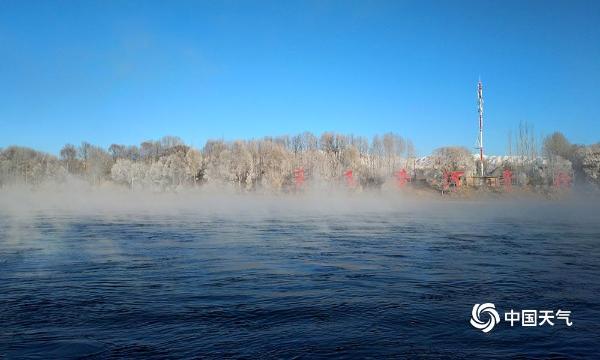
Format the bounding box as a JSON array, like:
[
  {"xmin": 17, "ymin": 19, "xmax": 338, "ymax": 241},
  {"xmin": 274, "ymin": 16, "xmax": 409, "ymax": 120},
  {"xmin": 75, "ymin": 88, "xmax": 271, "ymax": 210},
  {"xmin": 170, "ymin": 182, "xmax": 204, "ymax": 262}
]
[{"xmin": 1, "ymin": 198, "xmax": 599, "ymax": 358}]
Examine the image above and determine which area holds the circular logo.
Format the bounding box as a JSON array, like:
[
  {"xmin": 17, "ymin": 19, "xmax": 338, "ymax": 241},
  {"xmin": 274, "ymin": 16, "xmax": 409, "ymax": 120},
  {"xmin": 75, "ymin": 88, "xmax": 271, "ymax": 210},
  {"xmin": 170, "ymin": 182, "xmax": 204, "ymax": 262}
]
[{"xmin": 470, "ymin": 303, "xmax": 500, "ymax": 333}]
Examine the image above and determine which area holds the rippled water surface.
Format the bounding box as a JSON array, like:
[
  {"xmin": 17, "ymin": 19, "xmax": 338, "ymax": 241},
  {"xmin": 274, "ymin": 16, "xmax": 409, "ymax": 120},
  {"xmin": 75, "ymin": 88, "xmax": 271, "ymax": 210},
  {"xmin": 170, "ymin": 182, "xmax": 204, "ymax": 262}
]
[{"xmin": 1, "ymin": 201, "xmax": 599, "ymax": 358}]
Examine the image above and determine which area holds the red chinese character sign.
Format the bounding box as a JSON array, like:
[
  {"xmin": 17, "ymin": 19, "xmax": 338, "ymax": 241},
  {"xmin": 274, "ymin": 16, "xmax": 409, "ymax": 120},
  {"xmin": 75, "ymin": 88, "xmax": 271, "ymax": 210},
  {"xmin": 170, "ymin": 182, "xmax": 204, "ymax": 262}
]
[
  {"xmin": 294, "ymin": 168, "xmax": 305, "ymax": 189},
  {"xmin": 450, "ymin": 171, "xmax": 464, "ymax": 188},
  {"xmin": 344, "ymin": 169, "xmax": 356, "ymax": 188},
  {"xmin": 503, "ymin": 169, "xmax": 512, "ymax": 192},
  {"xmin": 442, "ymin": 170, "xmax": 464, "ymax": 192},
  {"xmin": 395, "ymin": 169, "xmax": 410, "ymax": 188},
  {"xmin": 553, "ymin": 172, "xmax": 571, "ymax": 189}
]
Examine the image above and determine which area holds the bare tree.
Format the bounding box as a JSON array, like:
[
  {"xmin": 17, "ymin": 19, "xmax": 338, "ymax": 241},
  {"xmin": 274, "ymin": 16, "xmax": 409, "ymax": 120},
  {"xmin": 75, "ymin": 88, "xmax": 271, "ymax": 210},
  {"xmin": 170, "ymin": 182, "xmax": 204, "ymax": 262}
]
[
  {"xmin": 543, "ymin": 132, "xmax": 573, "ymax": 160},
  {"xmin": 60, "ymin": 144, "xmax": 78, "ymax": 173}
]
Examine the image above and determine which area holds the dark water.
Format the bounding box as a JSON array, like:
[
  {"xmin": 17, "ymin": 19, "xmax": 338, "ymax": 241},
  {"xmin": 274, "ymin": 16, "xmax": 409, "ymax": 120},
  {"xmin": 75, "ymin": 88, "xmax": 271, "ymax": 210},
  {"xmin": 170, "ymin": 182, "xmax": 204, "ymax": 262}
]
[{"xmin": 1, "ymin": 202, "xmax": 599, "ymax": 358}]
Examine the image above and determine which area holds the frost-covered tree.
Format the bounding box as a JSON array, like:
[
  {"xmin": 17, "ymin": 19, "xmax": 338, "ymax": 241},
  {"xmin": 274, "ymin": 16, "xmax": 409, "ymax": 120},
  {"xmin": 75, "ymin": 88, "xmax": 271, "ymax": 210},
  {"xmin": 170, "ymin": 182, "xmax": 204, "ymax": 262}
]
[
  {"xmin": 60, "ymin": 144, "xmax": 79, "ymax": 174},
  {"xmin": 2, "ymin": 132, "xmax": 424, "ymax": 191},
  {"xmin": 0, "ymin": 146, "xmax": 65, "ymax": 186},
  {"xmin": 432, "ymin": 147, "xmax": 475, "ymax": 172},
  {"xmin": 543, "ymin": 132, "xmax": 574, "ymax": 160}
]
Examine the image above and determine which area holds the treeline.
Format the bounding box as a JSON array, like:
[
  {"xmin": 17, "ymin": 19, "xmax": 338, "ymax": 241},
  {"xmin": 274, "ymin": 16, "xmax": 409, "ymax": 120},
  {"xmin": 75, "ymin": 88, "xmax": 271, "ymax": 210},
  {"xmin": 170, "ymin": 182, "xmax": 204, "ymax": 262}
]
[
  {"xmin": 2, "ymin": 131, "xmax": 598, "ymax": 191},
  {"xmin": 501, "ymin": 129, "xmax": 600, "ymax": 188},
  {"xmin": 542, "ymin": 132, "xmax": 600, "ymax": 187},
  {"xmin": 0, "ymin": 132, "xmax": 417, "ymax": 191}
]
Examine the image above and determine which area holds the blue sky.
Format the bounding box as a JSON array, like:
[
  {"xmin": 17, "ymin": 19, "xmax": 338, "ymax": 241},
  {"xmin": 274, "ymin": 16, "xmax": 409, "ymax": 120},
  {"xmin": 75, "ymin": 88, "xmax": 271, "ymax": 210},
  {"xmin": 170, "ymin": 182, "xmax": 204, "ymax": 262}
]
[{"xmin": 1, "ymin": 0, "xmax": 599, "ymax": 156}]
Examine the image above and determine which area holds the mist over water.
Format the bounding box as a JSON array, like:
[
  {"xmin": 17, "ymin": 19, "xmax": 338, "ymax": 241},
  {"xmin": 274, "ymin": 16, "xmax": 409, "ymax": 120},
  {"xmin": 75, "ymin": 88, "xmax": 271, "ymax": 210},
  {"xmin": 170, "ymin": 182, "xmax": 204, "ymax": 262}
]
[{"xmin": 1, "ymin": 188, "xmax": 599, "ymax": 358}]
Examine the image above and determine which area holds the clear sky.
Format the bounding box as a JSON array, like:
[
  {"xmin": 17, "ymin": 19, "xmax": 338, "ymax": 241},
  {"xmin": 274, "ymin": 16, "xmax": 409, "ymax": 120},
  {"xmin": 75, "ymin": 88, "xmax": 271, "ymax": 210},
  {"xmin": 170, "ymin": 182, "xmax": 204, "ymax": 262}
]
[{"xmin": 1, "ymin": 0, "xmax": 598, "ymax": 156}]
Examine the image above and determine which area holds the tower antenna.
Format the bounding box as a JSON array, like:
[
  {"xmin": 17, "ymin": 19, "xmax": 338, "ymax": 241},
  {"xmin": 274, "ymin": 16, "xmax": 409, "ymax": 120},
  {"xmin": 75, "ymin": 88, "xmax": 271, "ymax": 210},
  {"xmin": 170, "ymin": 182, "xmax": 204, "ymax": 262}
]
[{"xmin": 477, "ymin": 79, "xmax": 484, "ymax": 177}]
